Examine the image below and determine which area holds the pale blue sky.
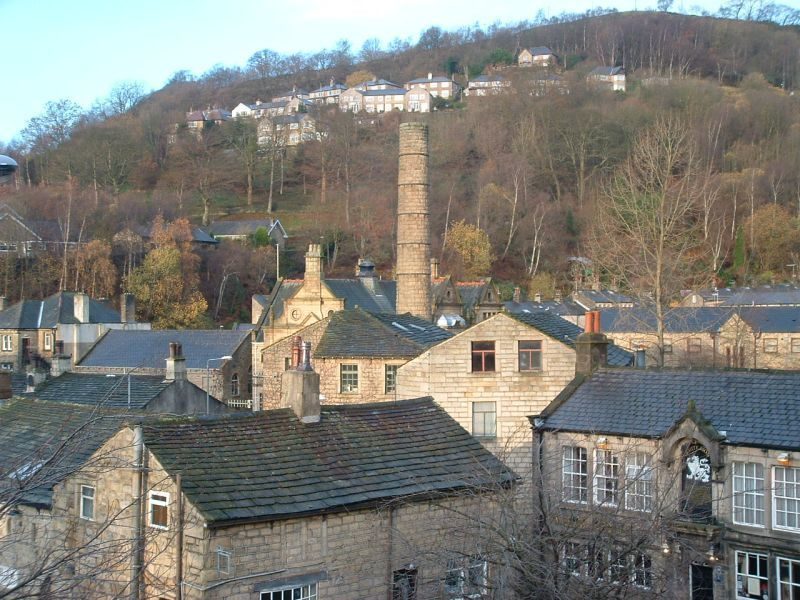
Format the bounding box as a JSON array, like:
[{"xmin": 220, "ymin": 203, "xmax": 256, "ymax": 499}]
[{"xmin": 2, "ymin": 0, "xmax": 722, "ymax": 144}]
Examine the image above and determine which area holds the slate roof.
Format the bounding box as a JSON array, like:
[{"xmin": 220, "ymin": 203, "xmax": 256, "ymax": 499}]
[
  {"xmin": 737, "ymin": 306, "xmax": 800, "ymax": 333},
  {"xmin": 407, "ymin": 75, "xmax": 454, "ymax": 84},
  {"xmin": 315, "ymin": 309, "xmax": 451, "ymax": 358},
  {"xmin": 142, "ymin": 397, "xmax": 516, "ymax": 526},
  {"xmin": 507, "ymin": 311, "xmax": 633, "ymax": 367},
  {"xmin": 589, "ymin": 66, "xmax": 625, "ymax": 76},
  {"xmin": 261, "ymin": 279, "xmax": 303, "ymax": 322},
  {"xmin": 324, "ymin": 279, "xmax": 397, "ymax": 313},
  {"xmin": 361, "ymin": 89, "xmax": 406, "ymax": 97},
  {"xmin": 599, "ymin": 307, "xmax": 732, "ymax": 334},
  {"xmin": 526, "ymin": 46, "xmax": 555, "ymax": 56},
  {"xmin": 505, "ymin": 299, "xmax": 586, "ymax": 317},
  {"xmin": 133, "ymin": 224, "xmax": 218, "ymax": 245},
  {"xmin": 29, "ymin": 372, "xmax": 173, "ymax": 409},
  {"xmin": 724, "ymin": 286, "xmax": 800, "ymax": 306},
  {"xmin": 0, "ymin": 291, "xmax": 122, "ymax": 329},
  {"xmin": 456, "ymin": 281, "xmax": 490, "ymax": 312},
  {"xmin": 572, "ymin": 289, "xmax": 635, "ymax": 306},
  {"xmin": 539, "ymin": 368, "xmax": 800, "ymax": 450},
  {"xmin": 0, "ymin": 398, "xmax": 125, "ymax": 508},
  {"xmin": 311, "ymin": 83, "xmax": 347, "ymax": 94},
  {"xmin": 78, "ymin": 329, "xmax": 250, "ymax": 370},
  {"xmin": 208, "ymin": 219, "xmax": 278, "ymax": 237}
]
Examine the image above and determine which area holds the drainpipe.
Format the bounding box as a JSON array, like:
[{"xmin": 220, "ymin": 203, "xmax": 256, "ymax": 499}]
[
  {"xmin": 131, "ymin": 425, "xmax": 144, "ymax": 600},
  {"xmin": 385, "ymin": 505, "xmax": 395, "ymax": 600},
  {"xmin": 176, "ymin": 473, "xmax": 183, "ymax": 600}
]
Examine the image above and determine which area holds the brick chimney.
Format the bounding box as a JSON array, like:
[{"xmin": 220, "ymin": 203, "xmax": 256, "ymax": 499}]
[
  {"xmin": 73, "ymin": 292, "xmax": 90, "ymax": 323},
  {"xmin": 50, "ymin": 340, "xmax": 71, "ymax": 378},
  {"xmin": 120, "ymin": 293, "xmax": 136, "ymax": 323},
  {"xmin": 283, "ymin": 341, "xmax": 320, "ymax": 423},
  {"xmin": 575, "ymin": 311, "xmax": 608, "ymax": 377},
  {"xmin": 165, "ymin": 342, "xmax": 187, "ymax": 381}
]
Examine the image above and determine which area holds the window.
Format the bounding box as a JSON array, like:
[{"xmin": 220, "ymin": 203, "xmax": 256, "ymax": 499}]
[
  {"xmin": 594, "ymin": 450, "xmax": 619, "ymax": 506},
  {"xmin": 230, "ymin": 373, "xmax": 240, "ymax": 397},
  {"xmin": 1, "ymin": 336, "xmax": 11, "ymax": 352},
  {"xmin": 764, "ymin": 338, "xmax": 779, "ymax": 353},
  {"xmin": 80, "ymin": 485, "xmax": 95, "ymax": 521},
  {"xmin": 472, "ymin": 402, "xmax": 496, "ymax": 439},
  {"xmin": 687, "ymin": 338, "xmax": 702, "ymax": 353},
  {"xmin": 0, "ymin": 363, "xmax": 12, "ymax": 371},
  {"xmin": 518, "ymin": 340, "xmax": 542, "ymax": 371},
  {"xmin": 216, "ymin": 547, "xmax": 232, "ymax": 576},
  {"xmin": 260, "ymin": 584, "xmax": 317, "ymax": 600},
  {"xmin": 340, "ymin": 364, "xmax": 359, "ymax": 393},
  {"xmin": 774, "ymin": 466, "xmax": 800, "ymax": 531},
  {"xmin": 562, "ymin": 542, "xmax": 584, "ymax": 576},
  {"xmin": 793, "ymin": 338, "xmax": 800, "ymax": 353},
  {"xmin": 43, "ymin": 333, "xmax": 52, "ymax": 351},
  {"xmin": 471, "ymin": 341, "xmax": 495, "ymax": 372},
  {"xmin": 633, "ymin": 553, "xmax": 652, "ymax": 589},
  {"xmin": 736, "ymin": 551, "xmax": 767, "ymax": 599},
  {"xmin": 663, "ymin": 342, "xmax": 673, "ymax": 354},
  {"xmin": 625, "ymin": 452, "xmax": 653, "ymax": 512},
  {"xmin": 778, "ymin": 557, "xmax": 800, "ymax": 600},
  {"xmin": 563, "ymin": 446, "xmax": 588, "ymax": 503},
  {"xmin": 385, "ymin": 364, "xmax": 398, "ymax": 393},
  {"xmin": 445, "ymin": 556, "xmax": 487, "ymax": 598},
  {"xmin": 733, "ymin": 462, "xmax": 765, "ymax": 526},
  {"xmin": 148, "ymin": 492, "xmax": 169, "ymax": 529},
  {"xmin": 392, "ymin": 568, "xmax": 418, "ymax": 600}
]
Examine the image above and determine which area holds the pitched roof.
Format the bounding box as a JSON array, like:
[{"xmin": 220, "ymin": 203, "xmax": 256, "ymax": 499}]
[
  {"xmin": 142, "ymin": 397, "xmax": 516, "ymax": 526},
  {"xmin": 77, "ymin": 329, "xmax": 250, "ymax": 370},
  {"xmin": 208, "ymin": 219, "xmax": 276, "ymax": 237},
  {"xmin": 507, "ymin": 311, "xmax": 633, "ymax": 367},
  {"xmin": 0, "ymin": 291, "xmax": 122, "ymax": 329},
  {"xmin": 324, "ymin": 279, "xmax": 396, "ymax": 313},
  {"xmin": 361, "ymin": 89, "xmax": 406, "ymax": 97},
  {"xmin": 505, "ymin": 299, "xmax": 585, "ymax": 317},
  {"xmin": 456, "ymin": 280, "xmax": 496, "ymax": 312},
  {"xmin": 30, "ymin": 372, "xmax": 173, "ymax": 409},
  {"xmin": 407, "ymin": 75, "xmax": 454, "ymax": 84},
  {"xmin": 315, "ymin": 309, "xmax": 451, "ymax": 358},
  {"xmin": 599, "ymin": 307, "xmax": 732, "ymax": 334},
  {"xmin": 540, "ymin": 368, "xmax": 800, "ymax": 450},
  {"xmin": 526, "ymin": 46, "xmax": 555, "ymax": 55},
  {"xmin": 589, "ymin": 66, "xmax": 625, "ymax": 76},
  {"xmin": 737, "ymin": 306, "xmax": 800, "ymax": 333},
  {"xmin": 0, "ymin": 398, "xmax": 125, "ymax": 507},
  {"xmin": 573, "ymin": 289, "xmax": 635, "ymax": 306}
]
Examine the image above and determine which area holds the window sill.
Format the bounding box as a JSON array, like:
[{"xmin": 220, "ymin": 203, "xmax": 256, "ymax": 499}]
[{"xmin": 470, "ymin": 371, "xmax": 497, "ymax": 376}]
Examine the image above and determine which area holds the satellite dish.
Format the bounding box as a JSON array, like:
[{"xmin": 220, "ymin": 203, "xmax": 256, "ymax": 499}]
[{"xmin": 0, "ymin": 155, "xmax": 17, "ymax": 185}]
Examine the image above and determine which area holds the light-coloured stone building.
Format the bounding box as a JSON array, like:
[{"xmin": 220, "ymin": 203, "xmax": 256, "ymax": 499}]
[
  {"xmin": 533, "ymin": 367, "xmax": 800, "ymax": 600},
  {"xmin": 396, "ymin": 311, "xmax": 632, "ymax": 474},
  {"xmin": 404, "ymin": 73, "xmax": 462, "ymax": 100},
  {"xmin": 517, "ymin": 47, "xmax": 557, "ymax": 67}
]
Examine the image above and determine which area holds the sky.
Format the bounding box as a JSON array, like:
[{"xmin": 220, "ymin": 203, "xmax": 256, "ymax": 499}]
[{"xmin": 1, "ymin": 0, "xmax": 724, "ymax": 145}]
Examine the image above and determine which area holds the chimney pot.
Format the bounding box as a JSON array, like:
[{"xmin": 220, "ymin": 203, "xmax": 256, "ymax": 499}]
[
  {"xmin": 166, "ymin": 342, "xmax": 187, "ymax": 381},
  {"xmin": 291, "ymin": 336, "xmax": 302, "ymax": 368}
]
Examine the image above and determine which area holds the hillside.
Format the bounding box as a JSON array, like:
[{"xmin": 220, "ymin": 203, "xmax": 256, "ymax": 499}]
[{"xmin": 2, "ymin": 10, "xmax": 800, "ymax": 324}]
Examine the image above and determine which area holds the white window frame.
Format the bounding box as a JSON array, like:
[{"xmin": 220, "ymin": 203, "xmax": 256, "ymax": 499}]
[
  {"xmin": 736, "ymin": 551, "xmax": 767, "ymax": 600},
  {"xmin": 471, "ymin": 401, "xmax": 496, "ymax": 439},
  {"xmin": 1, "ymin": 335, "xmax": 12, "ymax": 352},
  {"xmin": 773, "ymin": 466, "xmax": 800, "ymax": 531},
  {"xmin": 594, "ymin": 449, "xmax": 620, "ymax": 507},
  {"xmin": 80, "ymin": 485, "xmax": 95, "ymax": 521},
  {"xmin": 216, "ymin": 547, "xmax": 232, "ymax": 576},
  {"xmin": 340, "ymin": 364, "xmax": 359, "ymax": 393},
  {"xmin": 777, "ymin": 556, "xmax": 800, "ymax": 599},
  {"xmin": 445, "ymin": 555, "xmax": 487, "ymax": 599},
  {"xmin": 732, "ymin": 462, "xmax": 765, "ymax": 527},
  {"xmin": 625, "ymin": 452, "xmax": 653, "ymax": 512},
  {"xmin": 43, "ymin": 332, "xmax": 52, "ymax": 351},
  {"xmin": 148, "ymin": 491, "xmax": 169, "ymax": 529},
  {"xmin": 562, "ymin": 542, "xmax": 584, "ymax": 576},
  {"xmin": 260, "ymin": 583, "xmax": 317, "ymax": 600},
  {"xmin": 385, "ymin": 364, "xmax": 398, "ymax": 394},
  {"xmin": 633, "ymin": 553, "xmax": 652, "ymax": 589},
  {"xmin": 764, "ymin": 338, "xmax": 779, "ymax": 353},
  {"xmin": 563, "ymin": 446, "xmax": 588, "ymax": 504},
  {"xmin": 792, "ymin": 338, "xmax": 800, "ymax": 353}
]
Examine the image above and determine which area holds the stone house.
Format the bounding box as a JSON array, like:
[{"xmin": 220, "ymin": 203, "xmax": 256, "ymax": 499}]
[
  {"xmin": 257, "ymin": 113, "xmax": 318, "ymax": 146},
  {"xmin": 465, "ymin": 74, "xmax": 512, "ymax": 96},
  {"xmin": 404, "ymin": 73, "xmax": 462, "ymax": 100},
  {"xmin": 0, "ymin": 291, "xmax": 150, "ymax": 372},
  {"xmin": 308, "ymin": 80, "xmax": 347, "ymax": 104},
  {"xmin": 587, "ymin": 66, "xmax": 627, "ymax": 91},
  {"xmin": 2, "ymin": 362, "xmax": 515, "ymax": 599},
  {"xmin": 683, "ymin": 284, "xmax": 800, "ymax": 308},
  {"xmin": 258, "ymin": 308, "xmax": 451, "ymax": 410},
  {"xmin": 207, "ymin": 218, "xmax": 288, "ymax": 248},
  {"xmin": 185, "ymin": 108, "xmax": 232, "ymax": 134},
  {"xmin": 572, "ymin": 289, "xmax": 635, "ymax": 310},
  {"xmin": 396, "ymin": 311, "xmax": 632, "ymax": 474},
  {"xmin": 74, "ymin": 329, "xmax": 252, "ymax": 408},
  {"xmin": 0, "ymin": 203, "xmax": 78, "ymax": 257},
  {"xmin": 517, "ymin": 46, "xmax": 557, "ymax": 67},
  {"xmin": 532, "ymin": 366, "xmax": 800, "ymax": 600}
]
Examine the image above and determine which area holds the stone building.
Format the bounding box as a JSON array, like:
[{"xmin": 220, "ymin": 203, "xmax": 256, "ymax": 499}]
[
  {"xmin": 517, "ymin": 46, "xmax": 557, "ymax": 67},
  {"xmin": 258, "ymin": 308, "xmax": 451, "ymax": 410},
  {"xmin": 396, "ymin": 311, "xmax": 632, "ymax": 474},
  {"xmin": 1, "ymin": 362, "xmax": 515, "ymax": 599},
  {"xmin": 404, "ymin": 73, "xmax": 462, "ymax": 100},
  {"xmin": 75, "ymin": 329, "xmax": 252, "ymax": 408},
  {"xmin": 532, "ymin": 366, "xmax": 800, "ymax": 600}
]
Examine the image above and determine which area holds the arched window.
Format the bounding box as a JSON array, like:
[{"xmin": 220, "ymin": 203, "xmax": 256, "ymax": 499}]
[
  {"xmin": 680, "ymin": 441, "xmax": 713, "ymax": 520},
  {"xmin": 230, "ymin": 373, "xmax": 240, "ymax": 397}
]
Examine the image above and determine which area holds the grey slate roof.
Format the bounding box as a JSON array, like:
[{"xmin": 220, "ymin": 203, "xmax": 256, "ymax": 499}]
[
  {"xmin": 590, "ymin": 66, "xmax": 624, "ymax": 76},
  {"xmin": 142, "ymin": 397, "xmax": 516, "ymax": 526},
  {"xmin": 505, "ymin": 299, "xmax": 586, "ymax": 317},
  {"xmin": 361, "ymin": 89, "xmax": 406, "ymax": 97},
  {"xmin": 724, "ymin": 286, "xmax": 800, "ymax": 306},
  {"xmin": 407, "ymin": 75, "xmax": 454, "ymax": 84},
  {"xmin": 0, "ymin": 291, "xmax": 122, "ymax": 329},
  {"xmin": 208, "ymin": 219, "xmax": 277, "ymax": 237},
  {"xmin": 738, "ymin": 306, "xmax": 800, "ymax": 332},
  {"xmin": 315, "ymin": 309, "xmax": 451, "ymax": 358},
  {"xmin": 599, "ymin": 307, "xmax": 732, "ymax": 334},
  {"xmin": 540, "ymin": 368, "xmax": 800, "ymax": 450},
  {"xmin": 0, "ymin": 398, "xmax": 125, "ymax": 507},
  {"xmin": 30, "ymin": 372, "xmax": 173, "ymax": 409},
  {"xmin": 324, "ymin": 279, "xmax": 396, "ymax": 313},
  {"xmin": 527, "ymin": 46, "xmax": 555, "ymax": 55},
  {"xmin": 78, "ymin": 329, "xmax": 250, "ymax": 370},
  {"xmin": 508, "ymin": 311, "xmax": 633, "ymax": 367}
]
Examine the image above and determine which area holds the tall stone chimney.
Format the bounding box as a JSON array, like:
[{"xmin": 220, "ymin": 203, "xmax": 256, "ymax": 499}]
[
  {"xmin": 283, "ymin": 341, "xmax": 320, "ymax": 423},
  {"xmin": 165, "ymin": 342, "xmax": 187, "ymax": 381},
  {"xmin": 73, "ymin": 292, "xmax": 90, "ymax": 323},
  {"xmin": 396, "ymin": 122, "xmax": 431, "ymax": 320},
  {"xmin": 120, "ymin": 293, "xmax": 136, "ymax": 323},
  {"xmin": 304, "ymin": 244, "xmax": 323, "ymax": 290},
  {"xmin": 575, "ymin": 311, "xmax": 608, "ymax": 377}
]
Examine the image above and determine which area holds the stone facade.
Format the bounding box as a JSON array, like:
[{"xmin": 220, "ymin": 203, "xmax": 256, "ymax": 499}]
[
  {"xmin": 397, "ymin": 313, "xmax": 577, "ymax": 475},
  {"xmin": 396, "ymin": 123, "xmax": 431, "ymax": 321}
]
